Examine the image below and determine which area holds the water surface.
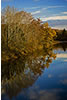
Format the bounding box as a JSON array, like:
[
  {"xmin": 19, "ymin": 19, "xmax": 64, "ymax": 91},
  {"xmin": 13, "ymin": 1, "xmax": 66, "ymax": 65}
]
[{"xmin": 1, "ymin": 43, "xmax": 67, "ymax": 100}]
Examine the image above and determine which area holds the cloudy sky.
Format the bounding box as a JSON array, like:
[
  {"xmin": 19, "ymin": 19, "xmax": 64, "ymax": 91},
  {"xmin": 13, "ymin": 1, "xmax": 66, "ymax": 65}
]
[{"xmin": 1, "ymin": 0, "xmax": 67, "ymax": 29}]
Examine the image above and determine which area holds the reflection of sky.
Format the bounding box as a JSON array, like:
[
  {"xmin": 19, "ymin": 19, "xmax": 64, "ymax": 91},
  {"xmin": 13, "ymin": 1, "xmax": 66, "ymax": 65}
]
[
  {"xmin": 33, "ymin": 50, "xmax": 67, "ymax": 100},
  {"xmin": 14, "ymin": 50, "xmax": 67, "ymax": 100},
  {"xmin": 2, "ymin": 50, "xmax": 67, "ymax": 100}
]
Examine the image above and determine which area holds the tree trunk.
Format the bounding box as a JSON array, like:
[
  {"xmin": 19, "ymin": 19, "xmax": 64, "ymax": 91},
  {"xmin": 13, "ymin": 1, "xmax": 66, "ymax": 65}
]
[{"xmin": 7, "ymin": 25, "xmax": 8, "ymax": 49}]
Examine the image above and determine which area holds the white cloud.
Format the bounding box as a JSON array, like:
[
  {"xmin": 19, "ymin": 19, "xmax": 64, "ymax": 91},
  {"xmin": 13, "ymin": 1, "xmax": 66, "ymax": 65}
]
[
  {"xmin": 47, "ymin": 6, "xmax": 64, "ymax": 9},
  {"xmin": 31, "ymin": 10, "xmax": 41, "ymax": 15},
  {"xmin": 61, "ymin": 12, "xmax": 67, "ymax": 14},
  {"xmin": 52, "ymin": 25, "xmax": 67, "ymax": 30},
  {"xmin": 24, "ymin": 5, "xmax": 64, "ymax": 18},
  {"xmin": 33, "ymin": 0, "xmax": 40, "ymax": 1},
  {"xmin": 2, "ymin": 0, "xmax": 12, "ymax": 1},
  {"xmin": 25, "ymin": 5, "xmax": 64, "ymax": 12},
  {"xmin": 25, "ymin": 7, "xmax": 40, "ymax": 10},
  {"xmin": 42, "ymin": 6, "xmax": 64, "ymax": 10},
  {"xmin": 30, "ymin": 5, "xmax": 64, "ymax": 17},
  {"xmin": 41, "ymin": 7, "xmax": 47, "ymax": 10},
  {"xmin": 40, "ymin": 16, "xmax": 67, "ymax": 21}
]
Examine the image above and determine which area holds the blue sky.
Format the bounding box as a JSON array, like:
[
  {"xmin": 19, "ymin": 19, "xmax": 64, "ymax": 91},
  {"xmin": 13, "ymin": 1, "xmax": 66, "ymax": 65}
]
[{"xmin": 1, "ymin": 0, "xmax": 67, "ymax": 21}]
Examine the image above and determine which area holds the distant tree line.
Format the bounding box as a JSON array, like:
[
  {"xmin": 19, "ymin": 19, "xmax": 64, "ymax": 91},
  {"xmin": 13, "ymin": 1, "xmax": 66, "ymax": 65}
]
[{"xmin": 54, "ymin": 29, "xmax": 67, "ymax": 41}]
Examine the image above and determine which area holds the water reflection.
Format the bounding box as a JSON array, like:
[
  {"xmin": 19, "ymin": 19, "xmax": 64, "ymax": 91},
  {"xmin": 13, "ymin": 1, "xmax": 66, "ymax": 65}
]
[
  {"xmin": 54, "ymin": 42, "xmax": 67, "ymax": 51},
  {"xmin": 1, "ymin": 43, "xmax": 67, "ymax": 100}
]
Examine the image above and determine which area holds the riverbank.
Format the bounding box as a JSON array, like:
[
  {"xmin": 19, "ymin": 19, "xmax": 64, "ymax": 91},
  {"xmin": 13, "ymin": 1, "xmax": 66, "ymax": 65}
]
[
  {"xmin": 2, "ymin": 41, "xmax": 67, "ymax": 62},
  {"xmin": 53, "ymin": 41, "xmax": 67, "ymax": 44}
]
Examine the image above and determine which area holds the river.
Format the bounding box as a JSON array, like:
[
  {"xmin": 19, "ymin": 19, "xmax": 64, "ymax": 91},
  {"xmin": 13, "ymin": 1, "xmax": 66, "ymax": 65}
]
[{"xmin": 1, "ymin": 43, "xmax": 67, "ymax": 100}]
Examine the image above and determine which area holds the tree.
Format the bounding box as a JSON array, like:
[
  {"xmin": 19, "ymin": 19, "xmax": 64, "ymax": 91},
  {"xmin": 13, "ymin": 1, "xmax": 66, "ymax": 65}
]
[
  {"xmin": 41, "ymin": 22, "xmax": 56, "ymax": 49},
  {"xmin": 2, "ymin": 6, "xmax": 57, "ymax": 60},
  {"xmin": 1, "ymin": 6, "xmax": 34, "ymax": 52},
  {"xmin": 1, "ymin": 6, "xmax": 17, "ymax": 49}
]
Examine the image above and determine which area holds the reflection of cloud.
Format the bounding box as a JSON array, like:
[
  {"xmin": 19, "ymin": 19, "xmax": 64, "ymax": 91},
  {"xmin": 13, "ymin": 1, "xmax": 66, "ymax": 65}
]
[
  {"xmin": 39, "ymin": 92, "xmax": 58, "ymax": 100},
  {"xmin": 19, "ymin": 84, "xmax": 64, "ymax": 100},
  {"xmin": 29, "ymin": 91, "xmax": 37, "ymax": 99},
  {"xmin": 59, "ymin": 74, "xmax": 67, "ymax": 78},
  {"xmin": 48, "ymin": 74, "xmax": 52, "ymax": 78},
  {"xmin": 28, "ymin": 88, "xmax": 60, "ymax": 100},
  {"xmin": 60, "ymin": 79, "xmax": 67, "ymax": 85},
  {"xmin": 64, "ymin": 60, "xmax": 67, "ymax": 62},
  {"xmin": 56, "ymin": 54, "xmax": 67, "ymax": 58}
]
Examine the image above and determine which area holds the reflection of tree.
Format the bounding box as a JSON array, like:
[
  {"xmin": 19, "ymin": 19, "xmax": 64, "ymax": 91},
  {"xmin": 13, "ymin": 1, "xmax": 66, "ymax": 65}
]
[
  {"xmin": 1, "ymin": 48, "xmax": 56, "ymax": 99},
  {"xmin": 2, "ymin": 56, "xmax": 26, "ymax": 80},
  {"xmin": 53, "ymin": 43, "xmax": 67, "ymax": 51},
  {"xmin": 2, "ymin": 73, "xmax": 37, "ymax": 99},
  {"xmin": 26, "ymin": 51, "xmax": 56, "ymax": 75}
]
